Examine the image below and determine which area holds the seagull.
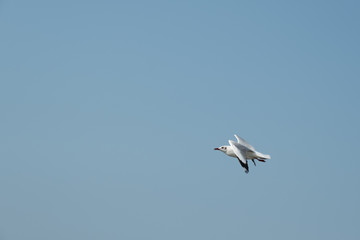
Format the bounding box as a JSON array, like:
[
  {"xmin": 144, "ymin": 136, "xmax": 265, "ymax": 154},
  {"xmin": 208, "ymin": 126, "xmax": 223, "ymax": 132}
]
[{"xmin": 214, "ymin": 135, "xmax": 271, "ymax": 173}]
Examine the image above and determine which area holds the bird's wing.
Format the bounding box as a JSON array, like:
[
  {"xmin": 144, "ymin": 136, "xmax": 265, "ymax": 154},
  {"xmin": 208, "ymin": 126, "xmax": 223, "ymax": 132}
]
[
  {"xmin": 229, "ymin": 140, "xmax": 249, "ymax": 173},
  {"xmin": 234, "ymin": 134, "xmax": 255, "ymax": 151}
]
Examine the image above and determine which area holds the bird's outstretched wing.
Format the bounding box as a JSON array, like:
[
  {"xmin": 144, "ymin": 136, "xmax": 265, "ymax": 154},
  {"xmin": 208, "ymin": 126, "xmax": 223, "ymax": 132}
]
[
  {"xmin": 234, "ymin": 134, "xmax": 255, "ymax": 151},
  {"xmin": 229, "ymin": 140, "xmax": 249, "ymax": 173}
]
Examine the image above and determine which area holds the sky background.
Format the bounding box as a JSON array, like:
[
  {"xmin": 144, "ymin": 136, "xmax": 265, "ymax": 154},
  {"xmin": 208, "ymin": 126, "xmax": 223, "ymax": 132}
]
[{"xmin": 1, "ymin": 0, "xmax": 360, "ymax": 239}]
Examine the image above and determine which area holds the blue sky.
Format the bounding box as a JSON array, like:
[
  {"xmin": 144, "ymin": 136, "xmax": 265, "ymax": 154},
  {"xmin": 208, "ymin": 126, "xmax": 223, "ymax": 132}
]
[{"xmin": 1, "ymin": 1, "xmax": 360, "ymax": 239}]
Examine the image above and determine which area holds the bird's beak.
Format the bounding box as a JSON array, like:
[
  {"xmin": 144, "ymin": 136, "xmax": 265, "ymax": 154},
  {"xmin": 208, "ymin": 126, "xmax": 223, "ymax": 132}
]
[{"xmin": 214, "ymin": 148, "xmax": 220, "ymax": 150}]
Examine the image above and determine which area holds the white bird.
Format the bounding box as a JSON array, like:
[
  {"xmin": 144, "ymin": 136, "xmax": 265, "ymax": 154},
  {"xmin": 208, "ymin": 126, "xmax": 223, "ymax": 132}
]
[{"xmin": 214, "ymin": 135, "xmax": 271, "ymax": 173}]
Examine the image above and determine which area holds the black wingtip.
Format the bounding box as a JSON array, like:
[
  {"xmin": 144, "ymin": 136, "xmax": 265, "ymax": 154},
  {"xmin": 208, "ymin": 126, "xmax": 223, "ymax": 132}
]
[
  {"xmin": 251, "ymin": 159, "xmax": 256, "ymax": 166},
  {"xmin": 237, "ymin": 157, "xmax": 249, "ymax": 173}
]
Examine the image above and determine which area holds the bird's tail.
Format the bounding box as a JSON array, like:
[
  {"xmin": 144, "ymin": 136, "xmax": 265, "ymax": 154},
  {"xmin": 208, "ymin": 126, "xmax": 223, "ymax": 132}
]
[{"xmin": 255, "ymin": 152, "xmax": 271, "ymax": 159}]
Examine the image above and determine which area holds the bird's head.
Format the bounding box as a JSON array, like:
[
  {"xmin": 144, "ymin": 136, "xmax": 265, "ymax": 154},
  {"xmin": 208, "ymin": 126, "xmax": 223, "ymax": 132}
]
[{"xmin": 214, "ymin": 146, "xmax": 228, "ymax": 153}]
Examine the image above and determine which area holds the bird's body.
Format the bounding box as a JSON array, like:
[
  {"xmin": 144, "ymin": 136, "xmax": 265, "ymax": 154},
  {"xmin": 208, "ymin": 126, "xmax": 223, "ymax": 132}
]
[
  {"xmin": 214, "ymin": 135, "xmax": 271, "ymax": 173},
  {"xmin": 221, "ymin": 147, "xmax": 267, "ymax": 159}
]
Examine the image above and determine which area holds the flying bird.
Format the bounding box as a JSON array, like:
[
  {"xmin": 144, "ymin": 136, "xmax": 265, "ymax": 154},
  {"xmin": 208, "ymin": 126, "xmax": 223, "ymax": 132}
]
[{"xmin": 214, "ymin": 135, "xmax": 271, "ymax": 173}]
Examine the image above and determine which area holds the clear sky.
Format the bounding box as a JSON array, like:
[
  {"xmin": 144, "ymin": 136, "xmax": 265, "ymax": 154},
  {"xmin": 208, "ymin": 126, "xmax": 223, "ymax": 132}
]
[{"xmin": 1, "ymin": 1, "xmax": 359, "ymax": 239}]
